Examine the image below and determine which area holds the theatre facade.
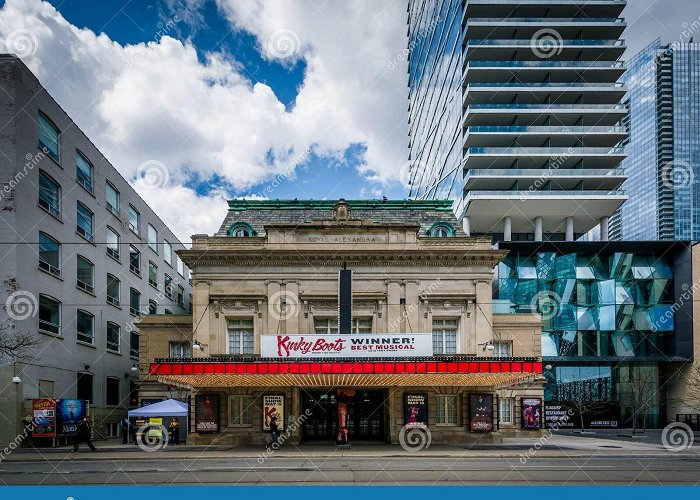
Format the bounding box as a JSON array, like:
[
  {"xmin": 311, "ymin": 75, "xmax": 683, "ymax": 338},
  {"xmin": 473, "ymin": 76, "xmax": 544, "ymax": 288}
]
[{"xmin": 139, "ymin": 199, "xmax": 545, "ymax": 445}]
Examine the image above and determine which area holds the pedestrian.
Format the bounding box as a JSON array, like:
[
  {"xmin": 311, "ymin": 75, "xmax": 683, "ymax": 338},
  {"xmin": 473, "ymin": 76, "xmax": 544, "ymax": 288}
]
[
  {"xmin": 72, "ymin": 417, "xmax": 98, "ymax": 452},
  {"xmin": 269, "ymin": 416, "xmax": 279, "ymax": 448},
  {"xmin": 120, "ymin": 416, "xmax": 131, "ymax": 444},
  {"xmin": 168, "ymin": 418, "xmax": 180, "ymax": 445}
]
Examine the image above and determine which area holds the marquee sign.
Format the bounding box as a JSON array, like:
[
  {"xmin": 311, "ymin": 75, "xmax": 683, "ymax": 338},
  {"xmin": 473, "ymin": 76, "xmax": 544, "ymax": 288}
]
[{"xmin": 260, "ymin": 333, "xmax": 433, "ymax": 358}]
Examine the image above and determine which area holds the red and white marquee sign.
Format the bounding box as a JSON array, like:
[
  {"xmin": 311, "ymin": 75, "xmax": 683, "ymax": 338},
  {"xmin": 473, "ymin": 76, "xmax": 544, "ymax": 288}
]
[{"xmin": 260, "ymin": 334, "xmax": 433, "ymax": 358}]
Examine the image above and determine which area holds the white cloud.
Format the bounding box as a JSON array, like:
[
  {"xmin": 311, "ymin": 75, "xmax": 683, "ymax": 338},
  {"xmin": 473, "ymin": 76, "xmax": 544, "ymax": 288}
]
[{"xmin": 0, "ymin": 0, "xmax": 408, "ymax": 238}]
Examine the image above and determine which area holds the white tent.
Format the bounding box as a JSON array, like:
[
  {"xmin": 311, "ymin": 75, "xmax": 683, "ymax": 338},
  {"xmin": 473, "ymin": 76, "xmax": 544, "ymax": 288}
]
[{"xmin": 128, "ymin": 399, "xmax": 188, "ymax": 418}]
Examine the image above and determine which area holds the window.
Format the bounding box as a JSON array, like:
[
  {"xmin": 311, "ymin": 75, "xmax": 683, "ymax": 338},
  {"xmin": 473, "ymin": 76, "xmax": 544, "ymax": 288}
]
[
  {"xmin": 164, "ymin": 274, "xmax": 173, "ymax": 299},
  {"xmin": 164, "ymin": 240, "xmax": 172, "ymax": 265},
  {"xmin": 106, "ymin": 322, "xmax": 120, "ymax": 352},
  {"xmin": 76, "ymin": 202, "xmax": 94, "ymax": 241},
  {"xmin": 128, "ymin": 205, "xmax": 140, "ymax": 234},
  {"xmin": 227, "ymin": 222, "xmax": 254, "ymax": 237},
  {"xmin": 76, "ymin": 152, "xmax": 93, "ymax": 192},
  {"xmin": 188, "ymin": 294, "xmax": 193, "ymax": 314},
  {"xmin": 38, "ymin": 379, "xmax": 54, "ymax": 398},
  {"xmin": 176, "ymin": 285, "xmax": 184, "ymax": 307},
  {"xmin": 353, "ymin": 318, "xmax": 372, "ymax": 334},
  {"xmin": 39, "ymin": 171, "xmax": 60, "ymax": 217},
  {"xmin": 106, "ymin": 227, "xmax": 120, "ymax": 260},
  {"xmin": 39, "ymin": 295, "xmax": 60, "ymax": 335},
  {"xmin": 38, "ymin": 112, "xmax": 60, "ymax": 162},
  {"xmin": 106, "ymin": 181, "xmax": 120, "ymax": 215},
  {"xmin": 164, "ymin": 309, "xmax": 172, "ymax": 315},
  {"xmin": 130, "ymin": 331, "xmax": 139, "ymax": 358},
  {"xmin": 228, "ymin": 318, "xmax": 254, "ymax": 354},
  {"xmin": 432, "ymin": 318, "xmax": 458, "ymax": 354},
  {"xmin": 76, "ymin": 255, "xmax": 94, "ymax": 293},
  {"xmin": 129, "ymin": 246, "xmax": 141, "ymax": 275},
  {"xmin": 76, "ymin": 310, "xmax": 94, "ymax": 344},
  {"xmin": 435, "ymin": 395, "xmax": 458, "ymax": 425},
  {"xmin": 499, "ymin": 398, "xmax": 514, "ymax": 425},
  {"xmin": 39, "ymin": 232, "xmax": 60, "ymax": 277},
  {"xmin": 148, "ymin": 224, "xmax": 158, "ymax": 252},
  {"xmin": 429, "ymin": 223, "xmax": 454, "ymax": 238},
  {"xmin": 177, "ymin": 255, "xmax": 184, "ymax": 277},
  {"xmin": 106, "ymin": 377, "xmax": 120, "ymax": 406},
  {"xmin": 315, "ymin": 318, "xmax": 373, "ymax": 334},
  {"xmin": 107, "ymin": 274, "xmax": 120, "ymax": 306},
  {"xmin": 148, "ymin": 299, "xmax": 157, "ymax": 315},
  {"xmin": 170, "ymin": 342, "xmax": 191, "ymax": 358},
  {"xmin": 129, "ymin": 288, "xmax": 141, "ymax": 316},
  {"xmin": 493, "ymin": 341, "xmax": 512, "ymax": 358},
  {"xmin": 76, "ymin": 372, "xmax": 93, "ymax": 403},
  {"xmin": 148, "ymin": 261, "xmax": 158, "ymax": 288},
  {"xmin": 229, "ymin": 395, "xmax": 253, "ymax": 425}
]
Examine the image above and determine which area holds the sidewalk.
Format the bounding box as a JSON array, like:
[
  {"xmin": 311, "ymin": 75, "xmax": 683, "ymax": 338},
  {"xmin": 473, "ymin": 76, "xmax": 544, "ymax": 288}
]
[{"xmin": 4, "ymin": 433, "xmax": 697, "ymax": 462}]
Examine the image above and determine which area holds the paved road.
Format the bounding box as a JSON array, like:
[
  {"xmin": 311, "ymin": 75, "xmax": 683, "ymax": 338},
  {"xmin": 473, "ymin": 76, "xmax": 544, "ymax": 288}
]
[{"xmin": 1, "ymin": 455, "xmax": 699, "ymax": 485}]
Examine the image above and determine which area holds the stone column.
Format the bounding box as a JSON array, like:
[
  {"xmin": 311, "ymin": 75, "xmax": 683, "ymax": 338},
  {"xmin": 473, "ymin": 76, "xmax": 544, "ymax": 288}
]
[
  {"xmin": 405, "ymin": 281, "xmax": 420, "ymax": 334},
  {"xmin": 193, "ymin": 281, "xmax": 211, "ymax": 357},
  {"xmin": 266, "ymin": 281, "xmax": 282, "ymax": 336},
  {"xmin": 285, "ymin": 281, "xmax": 300, "ymax": 335},
  {"xmin": 474, "ymin": 279, "xmax": 493, "ymax": 354},
  {"xmin": 462, "ymin": 216, "xmax": 471, "ymax": 236},
  {"xmin": 386, "ymin": 281, "xmax": 402, "ymax": 334}
]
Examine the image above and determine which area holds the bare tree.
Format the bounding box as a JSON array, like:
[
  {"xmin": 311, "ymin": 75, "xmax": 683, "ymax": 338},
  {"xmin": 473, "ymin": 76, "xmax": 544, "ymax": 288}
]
[
  {"xmin": 0, "ymin": 319, "xmax": 43, "ymax": 364},
  {"xmin": 626, "ymin": 368, "xmax": 657, "ymax": 435},
  {"xmin": 678, "ymin": 363, "xmax": 700, "ymax": 414},
  {"xmin": 566, "ymin": 400, "xmax": 613, "ymax": 432}
]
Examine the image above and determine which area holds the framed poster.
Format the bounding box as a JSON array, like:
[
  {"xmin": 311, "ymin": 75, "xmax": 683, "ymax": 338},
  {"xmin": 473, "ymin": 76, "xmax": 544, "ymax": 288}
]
[
  {"xmin": 521, "ymin": 398, "xmax": 543, "ymax": 430},
  {"xmin": 31, "ymin": 399, "xmax": 56, "ymax": 438},
  {"xmin": 56, "ymin": 399, "xmax": 88, "ymax": 436},
  {"xmin": 469, "ymin": 393, "xmax": 493, "ymax": 432},
  {"xmin": 262, "ymin": 395, "xmax": 285, "ymax": 431},
  {"xmin": 195, "ymin": 394, "xmax": 219, "ymax": 433},
  {"xmin": 404, "ymin": 393, "xmax": 428, "ymax": 429}
]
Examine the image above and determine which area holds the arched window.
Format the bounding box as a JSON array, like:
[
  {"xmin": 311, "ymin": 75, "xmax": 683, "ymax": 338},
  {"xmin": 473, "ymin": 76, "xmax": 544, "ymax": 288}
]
[
  {"xmin": 428, "ymin": 223, "xmax": 455, "ymax": 238},
  {"xmin": 227, "ymin": 222, "xmax": 255, "ymax": 237}
]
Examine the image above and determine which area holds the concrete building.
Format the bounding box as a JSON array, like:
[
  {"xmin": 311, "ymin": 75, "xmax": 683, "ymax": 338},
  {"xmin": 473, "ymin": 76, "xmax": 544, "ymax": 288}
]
[
  {"xmin": 141, "ymin": 199, "xmax": 545, "ymax": 445},
  {"xmin": 407, "ymin": 0, "xmax": 629, "ymax": 242},
  {"xmin": 0, "ymin": 55, "xmax": 192, "ymax": 446},
  {"xmin": 610, "ymin": 40, "xmax": 700, "ymax": 241}
]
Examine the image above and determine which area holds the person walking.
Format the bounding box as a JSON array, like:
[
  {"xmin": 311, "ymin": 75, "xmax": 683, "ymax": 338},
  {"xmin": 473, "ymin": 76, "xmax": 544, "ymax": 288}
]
[
  {"xmin": 72, "ymin": 417, "xmax": 98, "ymax": 452},
  {"xmin": 168, "ymin": 418, "xmax": 181, "ymax": 445},
  {"xmin": 269, "ymin": 416, "xmax": 280, "ymax": 448},
  {"xmin": 120, "ymin": 417, "xmax": 131, "ymax": 444}
]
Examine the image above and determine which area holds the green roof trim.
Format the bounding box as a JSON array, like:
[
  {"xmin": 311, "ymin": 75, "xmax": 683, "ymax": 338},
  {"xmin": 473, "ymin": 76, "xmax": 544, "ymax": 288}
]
[{"xmin": 227, "ymin": 199, "xmax": 455, "ymax": 212}]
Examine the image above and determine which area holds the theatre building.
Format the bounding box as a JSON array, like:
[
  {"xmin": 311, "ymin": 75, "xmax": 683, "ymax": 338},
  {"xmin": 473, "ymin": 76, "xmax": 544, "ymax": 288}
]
[{"xmin": 139, "ymin": 199, "xmax": 545, "ymax": 445}]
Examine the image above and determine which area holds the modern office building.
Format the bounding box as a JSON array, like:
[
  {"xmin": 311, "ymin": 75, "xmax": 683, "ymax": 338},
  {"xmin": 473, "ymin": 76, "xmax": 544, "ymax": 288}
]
[
  {"xmin": 0, "ymin": 55, "xmax": 192, "ymax": 446},
  {"xmin": 141, "ymin": 199, "xmax": 546, "ymax": 445},
  {"xmin": 494, "ymin": 241, "xmax": 693, "ymax": 428},
  {"xmin": 610, "ymin": 40, "xmax": 700, "ymax": 241},
  {"xmin": 407, "ymin": 0, "xmax": 629, "ymax": 242}
]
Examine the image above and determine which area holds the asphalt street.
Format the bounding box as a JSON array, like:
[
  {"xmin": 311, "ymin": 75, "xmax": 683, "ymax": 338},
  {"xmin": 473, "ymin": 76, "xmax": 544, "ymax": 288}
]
[{"xmin": 1, "ymin": 455, "xmax": 699, "ymax": 485}]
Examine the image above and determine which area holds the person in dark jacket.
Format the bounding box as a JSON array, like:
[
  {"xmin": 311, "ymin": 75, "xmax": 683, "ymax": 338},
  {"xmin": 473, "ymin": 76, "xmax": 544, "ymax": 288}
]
[
  {"xmin": 168, "ymin": 418, "xmax": 181, "ymax": 445},
  {"xmin": 120, "ymin": 417, "xmax": 131, "ymax": 444},
  {"xmin": 72, "ymin": 417, "xmax": 98, "ymax": 452},
  {"xmin": 269, "ymin": 416, "xmax": 279, "ymax": 447}
]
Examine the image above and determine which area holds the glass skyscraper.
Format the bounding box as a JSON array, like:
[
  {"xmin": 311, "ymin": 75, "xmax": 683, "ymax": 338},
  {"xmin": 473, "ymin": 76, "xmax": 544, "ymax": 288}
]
[
  {"xmin": 611, "ymin": 40, "xmax": 700, "ymax": 241},
  {"xmin": 407, "ymin": 0, "xmax": 629, "ymax": 242}
]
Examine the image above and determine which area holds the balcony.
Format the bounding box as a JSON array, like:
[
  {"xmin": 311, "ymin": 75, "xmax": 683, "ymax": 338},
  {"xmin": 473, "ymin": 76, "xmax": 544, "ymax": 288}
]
[
  {"xmin": 464, "ymin": 125, "xmax": 628, "ymax": 147},
  {"xmin": 464, "ymin": 168, "xmax": 626, "ymax": 191},
  {"xmin": 465, "ymin": 38, "xmax": 626, "ymax": 61},
  {"xmin": 464, "ymin": 104, "xmax": 628, "ymax": 126},
  {"xmin": 463, "ymin": 146, "xmax": 626, "ymax": 169},
  {"xmin": 464, "ymin": 82, "xmax": 627, "ymax": 105},
  {"xmin": 464, "ymin": 60, "xmax": 626, "ymax": 83},
  {"xmin": 463, "ymin": 1, "xmax": 627, "ymax": 22},
  {"xmin": 464, "ymin": 17, "xmax": 627, "ymax": 39}
]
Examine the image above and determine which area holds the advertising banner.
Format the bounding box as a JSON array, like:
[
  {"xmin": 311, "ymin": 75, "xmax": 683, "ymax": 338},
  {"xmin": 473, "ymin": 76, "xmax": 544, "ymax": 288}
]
[
  {"xmin": 56, "ymin": 399, "xmax": 88, "ymax": 436},
  {"xmin": 261, "ymin": 333, "xmax": 433, "ymax": 358},
  {"xmin": 469, "ymin": 393, "xmax": 493, "ymax": 432},
  {"xmin": 521, "ymin": 398, "xmax": 543, "ymax": 430},
  {"xmin": 404, "ymin": 394, "xmax": 428, "ymax": 429},
  {"xmin": 544, "ymin": 401, "xmax": 621, "ymax": 429},
  {"xmin": 262, "ymin": 395, "xmax": 285, "ymax": 431},
  {"xmin": 31, "ymin": 399, "xmax": 57, "ymax": 438},
  {"xmin": 195, "ymin": 394, "xmax": 219, "ymax": 433}
]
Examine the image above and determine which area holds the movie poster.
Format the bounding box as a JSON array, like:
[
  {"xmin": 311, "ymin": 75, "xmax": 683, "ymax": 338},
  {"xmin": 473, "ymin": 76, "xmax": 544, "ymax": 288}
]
[
  {"xmin": 262, "ymin": 395, "xmax": 285, "ymax": 431},
  {"xmin": 56, "ymin": 399, "xmax": 87, "ymax": 436},
  {"xmin": 195, "ymin": 394, "xmax": 219, "ymax": 433},
  {"xmin": 31, "ymin": 399, "xmax": 57, "ymax": 438},
  {"xmin": 469, "ymin": 393, "xmax": 493, "ymax": 432},
  {"xmin": 521, "ymin": 398, "xmax": 543, "ymax": 430},
  {"xmin": 404, "ymin": 393, "xmax": 428, "ymax": 429}
]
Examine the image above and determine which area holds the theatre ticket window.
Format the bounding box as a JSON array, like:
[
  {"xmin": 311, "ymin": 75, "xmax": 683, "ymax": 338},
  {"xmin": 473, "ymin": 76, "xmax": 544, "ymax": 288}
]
[
  {"xmin": 432, "ymin": 318, "xmax": 458, "ymax": 354},
  {"xmin": 228, "ymin": 318, "xmax": 254, "ymax": 355},
  {"xmin": 435, "ymin": 395, "xmax": 458, "ymax": 425}
]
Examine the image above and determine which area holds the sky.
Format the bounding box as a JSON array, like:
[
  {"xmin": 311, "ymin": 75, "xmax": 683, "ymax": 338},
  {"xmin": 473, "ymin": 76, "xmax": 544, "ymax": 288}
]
[{"xmin": 0, "ymin": 0, "xmax": 698, "ymax": 243}]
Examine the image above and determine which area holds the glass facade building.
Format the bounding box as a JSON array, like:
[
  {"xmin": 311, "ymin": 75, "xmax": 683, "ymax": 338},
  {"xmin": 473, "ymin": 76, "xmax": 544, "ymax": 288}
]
[
  {"xmin": 407, "ymin": 0, "xmax": 629, "ymax": 242},
  {"xmin": 612, "ymin": 41, "xmax": 700, "ymax": 241},
  {"xmin": 495, "ymin": 241, "xmax": 693, "ymax": 428}
]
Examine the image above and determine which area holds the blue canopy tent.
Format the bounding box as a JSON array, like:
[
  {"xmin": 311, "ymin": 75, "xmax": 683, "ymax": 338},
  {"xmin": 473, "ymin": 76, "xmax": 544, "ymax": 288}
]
[{"xmin": 128, "ymin": 399, "xmax": 188, "ymax": 445}]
